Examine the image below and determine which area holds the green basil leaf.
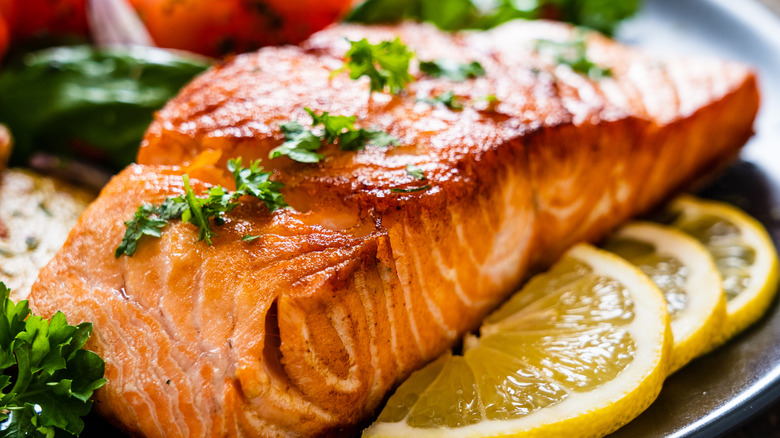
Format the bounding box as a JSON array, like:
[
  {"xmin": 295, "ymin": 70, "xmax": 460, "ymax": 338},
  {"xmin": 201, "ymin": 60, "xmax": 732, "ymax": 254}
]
[{"xmin": 0, "ymin": 45, "xmax": 210, "ymax": 169}]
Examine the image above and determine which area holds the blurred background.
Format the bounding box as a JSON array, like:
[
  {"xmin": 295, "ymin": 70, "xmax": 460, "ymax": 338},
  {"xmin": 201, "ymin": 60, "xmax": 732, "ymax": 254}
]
[{"xmin": 760, "ymin": 0, "xmax": 780, "ymax": 14}]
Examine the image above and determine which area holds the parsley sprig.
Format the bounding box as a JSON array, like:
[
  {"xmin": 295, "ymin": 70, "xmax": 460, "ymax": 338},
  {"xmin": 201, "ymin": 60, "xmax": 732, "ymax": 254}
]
[
  {"xmin": 339, "ymin": 38, "xmax": 487, "ymax": 99},
  {"xmin": 343, "ymin": 38, "xmax": 414, "ymax": 94},
  {"xmin": 0, "ymin": 282, "xmax": 106, "ymax": 437},
  {"xmin": 113, "ymin": 199, "xmax": 186, "ymax": 257},
  {"xmin": 535, "ymin": 34, "xmax": 612, "ymax": 79},
  {"xmin": 419, "ymin": 60, "xmax": 486, "ymax": 81},
  {"xmin": 230, "ymin": 158, "xmax": 288, "ymax": 208},
  {"xmin": 115, "ymin": 158, "xmax": 286, "ymax": 257},
  {"xmin": 307, "ymin": 108, "xmax": 398, "ymax": 151},
  {"xmin": 270, "ymin": 108, "xmax": 399, "ymax": 163}
]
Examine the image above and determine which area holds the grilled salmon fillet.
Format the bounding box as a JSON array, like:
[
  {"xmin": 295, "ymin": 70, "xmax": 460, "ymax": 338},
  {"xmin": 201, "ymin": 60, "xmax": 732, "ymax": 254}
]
[{"xmin": 29, "ymin": 21, "xmax": 759, "ymax": 437}]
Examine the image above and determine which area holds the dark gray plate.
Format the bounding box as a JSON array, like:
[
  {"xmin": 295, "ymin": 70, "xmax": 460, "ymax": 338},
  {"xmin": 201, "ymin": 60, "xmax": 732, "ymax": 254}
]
[
  {"xmin": 80, "ymin": 1, "xmax": 780, "ymax": 436},
  {"xmin": 610, "ymin": 0, "xmax": 780, "ymax": 437}
]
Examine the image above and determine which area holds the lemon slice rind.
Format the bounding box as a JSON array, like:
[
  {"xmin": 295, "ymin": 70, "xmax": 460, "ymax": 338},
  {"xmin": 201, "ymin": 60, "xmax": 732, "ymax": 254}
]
[
  {"xmin": 609, "ymin": 221, "xmax": 726, "ymax": 374},
  {"xmin": 670, "ymin": 195, "xmax": 779, "ymax": 346},
  {"xmin": 364, "ymin": 244, "xmax": 671, "ymax": 438}
]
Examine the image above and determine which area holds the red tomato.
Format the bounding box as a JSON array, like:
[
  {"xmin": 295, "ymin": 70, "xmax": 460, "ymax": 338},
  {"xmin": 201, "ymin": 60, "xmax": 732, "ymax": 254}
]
[
  {"xmin": 129, "ymin": 0, "xmax": 353, "ymax": 57},
  {"xmin": 7, "ymin": 0, "xmax": 88, "ymax": 40},
  {"xmin": 0, "ymin": 0, "xmax": 16, "ymax": 24},
  {"xmin": 0, "ymin": 16, "xmax": 8, "ymax": 61},
  {"xmin": 0, "ymin": 0, "xmax": 15, "ymax": 52}
]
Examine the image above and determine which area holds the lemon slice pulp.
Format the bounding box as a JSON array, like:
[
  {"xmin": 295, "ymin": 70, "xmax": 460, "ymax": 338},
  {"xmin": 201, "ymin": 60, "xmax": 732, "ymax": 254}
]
[
  {"xmin": 603, "ymin": 221, "xmax": 725, "ymax": 374},
  {"xmin": 364, "ymin": 244, "xmax": 671, "ymax": 438},
  {"xmin": 659, "ymin": 195, "xmax": 779, "ymax": 344}
]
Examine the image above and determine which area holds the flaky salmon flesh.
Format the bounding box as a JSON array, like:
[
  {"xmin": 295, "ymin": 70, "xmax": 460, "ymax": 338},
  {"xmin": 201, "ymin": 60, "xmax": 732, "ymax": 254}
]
[{"xmin": 29, "ymin": 20, "xmax": 758, "ymax": 437}]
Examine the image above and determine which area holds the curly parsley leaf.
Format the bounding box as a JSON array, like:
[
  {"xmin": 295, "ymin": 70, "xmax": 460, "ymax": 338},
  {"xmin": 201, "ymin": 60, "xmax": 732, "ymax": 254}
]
[
  {"xmin": 115, "ymin": 159, "xmax": 286, "ymax": 257},
  {"xmin": 0, "ymin": 282, "xmax": 107, "ymax": 437},
  {"xmin": 343, "ymin": 38, "xmax": 414, "ymax": 94},
  {"xmin": 419, "ymin": 60, "xmax": 485, "ymax": 81},
  {"xmin": 271, "ymin": 108, "xmax": 399, "ymax": 163},
  {"xmin": 535, "ymin": 35, "xmax": 612, "ymax": 79}
]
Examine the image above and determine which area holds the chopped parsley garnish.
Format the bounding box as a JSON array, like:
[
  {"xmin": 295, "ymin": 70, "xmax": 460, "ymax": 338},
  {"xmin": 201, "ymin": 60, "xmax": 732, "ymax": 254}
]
[
  {"xmin": 0, "ymin": 282, "xmax": 107, "ymax": 437},
  {"xmin": 229, "ymin": 158, "xmax": 288, "ymax": 210},
  {"xmin": 406, "ymin": 164, "xmax": 426, "ymax": 180},
  {"xmin": 115, "ymin": 158, "xmax": 286, "ymax": 257},
  {"xmin": 180, "ymin": 174, "xmax": 224, "ymax": 245},
  {"xmin": 113, "ymin": 199, "xmax": 186, "ymax": 258},
  {"xmin": 242, "ymin": 235, "xmax": 260, "ymax": 242},
  {"xmin": 307, "ymin": 109, "xmax": 359, "ymax": 144},
  {"xmin": 391, "ymin": 185, "xmax": 432, "ymax": 193},
  {"xmin": 419, "ymin": 91, "xmax": 464, "ymax": 110},
  {"xmin": 340, "ymin": 128, "xmax": 398, "ymax": 151},
  {"xmin": 419, "ymin": 60, "xmax": 485, "ymax": 81},
  {"xmin": 306, "ymin": 108, "xmax": 398, "ymax": 151},
  {"xmin": 342, "ymin": 38, "xmax": 414, "ymax": 94},
  {"xmin": 418, "ymin": 91, "xmax": 499, "ymax": 111},
  {"xmin": 270, "ymin": 108, "xmax": 399, "ymax": 163},
  {"xmin": 535, "ymin": 35, "xmax": 612, "ymax": 79},
  {"xmin": 271, "ymin": 121, "xmax": 324, "ymax": 164},
  {"xmin": 477, "ymin": 94, "xmax": 500, "ymax": 112},
  {"xmin": 394, "ymin": 163, "xmax": 431, "ymax": 192},
  {"xmin": 482, "ymin": 94, "xmax": 499, "ymax": 104}
]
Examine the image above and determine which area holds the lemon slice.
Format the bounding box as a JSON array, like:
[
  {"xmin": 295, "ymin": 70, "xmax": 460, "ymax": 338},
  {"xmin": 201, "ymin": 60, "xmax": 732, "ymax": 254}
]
[
  {"xmin": 364, "ymin": 244, "xmax": 671, "ymax": 438},
  {"xmin": 603, "ymin": 222, "xmax": 725, "ymax": 374},
  {"xmin": 659, "ymin": 195, "xmax": 779, "ymax": 345}
]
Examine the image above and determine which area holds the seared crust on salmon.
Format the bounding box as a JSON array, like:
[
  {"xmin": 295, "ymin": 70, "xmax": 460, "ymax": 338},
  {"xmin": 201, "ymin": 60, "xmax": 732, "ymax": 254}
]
[{"xmin": 30, "ymin": 21, "xmax": 758, "ymax": 437}]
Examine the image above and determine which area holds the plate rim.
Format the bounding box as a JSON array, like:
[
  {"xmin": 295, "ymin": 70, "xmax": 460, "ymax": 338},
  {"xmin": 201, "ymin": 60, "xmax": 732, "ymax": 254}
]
[{"xmin": 619, "ymin": 1, "xmax": 780, "ymax": 437}]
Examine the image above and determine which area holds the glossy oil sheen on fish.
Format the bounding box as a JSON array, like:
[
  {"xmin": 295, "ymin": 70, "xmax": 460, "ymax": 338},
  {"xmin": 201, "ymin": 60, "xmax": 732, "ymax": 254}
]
[{"xmin": 29, "ymin": 20, "xmax": 759, "ymax": 437}]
